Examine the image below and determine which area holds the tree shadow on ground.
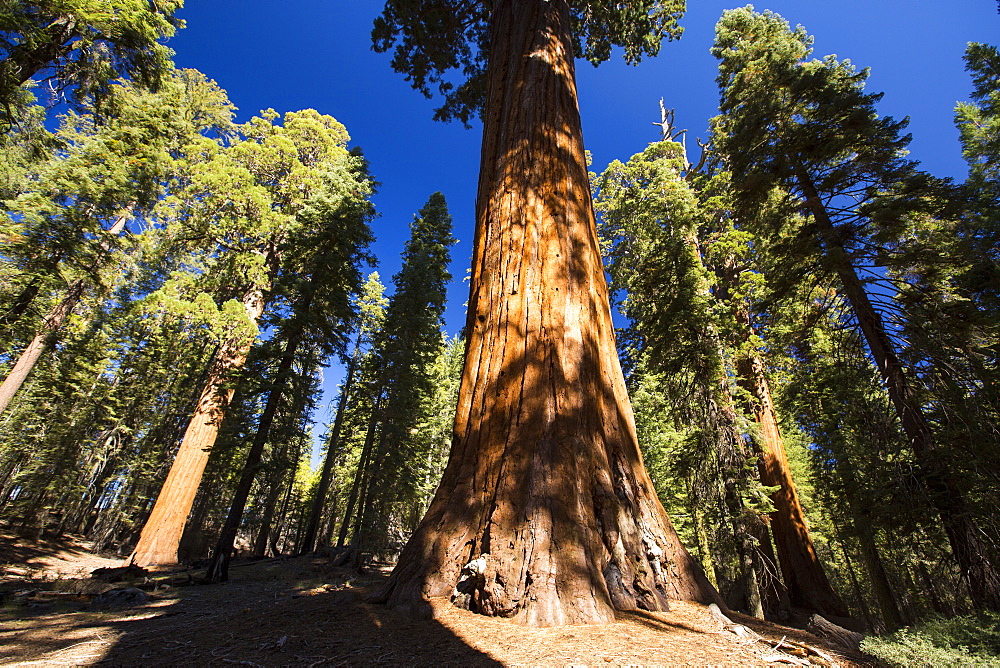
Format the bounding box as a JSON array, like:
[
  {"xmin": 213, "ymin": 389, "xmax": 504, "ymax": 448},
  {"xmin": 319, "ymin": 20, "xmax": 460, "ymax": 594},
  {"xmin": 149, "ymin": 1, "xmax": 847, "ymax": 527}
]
[
  {"xmin": 618, "ymin": 608, "xmax": 714, "ymax": 635},
  {"xmin": 0, "ymin": 530, "xmax": 94, "ymax": 570},
  {"xmin": 1, "ymin": 557, "xmax": 502, "ymax": 666}
]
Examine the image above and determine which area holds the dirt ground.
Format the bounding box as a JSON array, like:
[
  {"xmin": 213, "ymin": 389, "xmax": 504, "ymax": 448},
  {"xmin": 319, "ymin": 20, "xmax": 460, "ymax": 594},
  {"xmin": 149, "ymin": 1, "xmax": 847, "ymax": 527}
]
[{"xmin": 0, "ymin": 533, "xmax": 868, "ymax": 666}]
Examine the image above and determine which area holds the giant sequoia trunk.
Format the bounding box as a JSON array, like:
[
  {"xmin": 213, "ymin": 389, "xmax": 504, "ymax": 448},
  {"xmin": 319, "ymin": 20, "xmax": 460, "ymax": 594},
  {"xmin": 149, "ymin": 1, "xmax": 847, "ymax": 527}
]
[
  {"xmin": 798, "ymin": 173, "xmax": 1000, "ymax": 612},
  {"xmin": 736, "ymin": 352, "xmax": 848, "ymax": 617},
  {"xmin": 376, "ymin": 0, "xmax": 719, "ymax": 626},
  {"xmin": 129, "ymin": 288, "xmax": 267, "ymax": 567}
]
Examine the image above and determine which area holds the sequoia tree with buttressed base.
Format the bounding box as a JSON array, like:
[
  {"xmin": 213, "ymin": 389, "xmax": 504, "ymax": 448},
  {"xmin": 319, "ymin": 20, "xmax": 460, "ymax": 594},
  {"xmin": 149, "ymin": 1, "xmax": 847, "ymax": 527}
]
[{"xmin": 370, "ymin": 0, "xmax": 722, "ymax": 626}]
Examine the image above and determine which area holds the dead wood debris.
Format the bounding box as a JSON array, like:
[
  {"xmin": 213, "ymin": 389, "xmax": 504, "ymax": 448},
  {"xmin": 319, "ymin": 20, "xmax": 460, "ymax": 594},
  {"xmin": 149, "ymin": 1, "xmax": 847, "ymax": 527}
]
[
  {"xmin": 710, "ymin": 603, "xmax": 845, "ymax": 667},
  {"xmin": 807, "ymin": 613, "xmax": 865, "ymax": 654}
]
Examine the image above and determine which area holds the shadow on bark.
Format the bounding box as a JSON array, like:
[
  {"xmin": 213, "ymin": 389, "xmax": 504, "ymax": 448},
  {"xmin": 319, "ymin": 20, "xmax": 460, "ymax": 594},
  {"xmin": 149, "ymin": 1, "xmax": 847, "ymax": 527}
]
[{"xmin": 375, "ymin": 0, "xmax": 719, "ymax": 626}]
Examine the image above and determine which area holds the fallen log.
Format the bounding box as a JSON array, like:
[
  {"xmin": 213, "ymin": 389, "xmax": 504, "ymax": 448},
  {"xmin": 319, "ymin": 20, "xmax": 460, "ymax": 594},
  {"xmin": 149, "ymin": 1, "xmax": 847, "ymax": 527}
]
[{"xmin": 807, "ymin": 614, "xmax": 864, "ymax": 654}]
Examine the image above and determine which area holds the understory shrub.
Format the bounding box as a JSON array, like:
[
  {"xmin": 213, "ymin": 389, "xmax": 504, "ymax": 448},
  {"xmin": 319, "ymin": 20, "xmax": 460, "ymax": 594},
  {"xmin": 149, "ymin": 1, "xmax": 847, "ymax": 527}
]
[{"xmin": 861, "ymin": 612, "xmax": 1000, "ymax": 667}]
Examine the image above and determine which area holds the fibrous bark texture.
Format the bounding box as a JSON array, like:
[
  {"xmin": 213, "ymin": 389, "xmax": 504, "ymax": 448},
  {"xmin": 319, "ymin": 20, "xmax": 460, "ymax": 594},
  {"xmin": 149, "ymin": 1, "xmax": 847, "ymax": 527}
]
[
  {"xmin": 129, "ymin": 289, "xmax": 265, "ymax": 567},
  {"xmin": 737, "ymin": 353, "xmax": 848, "ymax": 617},
  {"xmin": 377, "ymin": 0, "xmax": 719, "ymax": 626}
]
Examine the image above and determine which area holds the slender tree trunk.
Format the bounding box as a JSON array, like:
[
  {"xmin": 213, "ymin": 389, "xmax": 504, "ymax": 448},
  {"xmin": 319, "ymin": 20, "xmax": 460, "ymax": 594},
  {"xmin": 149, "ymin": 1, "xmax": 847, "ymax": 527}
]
[
  {"xmin": 350, "ymin": 413, "xmax": 387, "ymax": 560},
  {"xmin": 0, "ymin": 205, "xmax": 133, "ymax": 416},
  {"xmin": 301, "ymin": 350, "xmax": 359, "ymax": 553},
  {"xmin": 832, "ymin": 529, "xmax": 875, "ymax": 629},
  {"xmin": 0, "ymin": 278, "xmax": 86, "ymax": 416},
  {"xmin": 711, "ymin": 396, "xmax": 767, "ymax": 619},
  {"xmin": 798, "ymin": 173, "xmax": 1000, "ymax": 611},
  {"xmin": 754, "ymin": 520, "xmax": 793, "ymax": 617},
  {"xmin": 271, "ymin": 444, "xmax": 302, "ymax": 557},
  {"xmin": 206, "ymin": 329, "xmax": 302, "ymax": 581},
  {"xmin": 128, "ymin": 288, "xmax": 267, "ymax": 567},
  {"xmin": 736, "ymin": 352, "xmax": 849, "ymax": 617},
  {"xmin": 1, "ymin": 277, "xmax": 44, "ymax": 328},
  {"xmin": 376, "ymin": 0, "xmax": 719, "ymax": 626},
  {"xmin": 73, "ymin": 433, "xmax": 121, "ymax": 532},
  {"xmin": 252, "ymin": 479, "xmax": 282, "ymax": 557},
  {"xmin": 688, "ymin": 478, "xmax": 719, "ymax": 589},
  {"xmin": 837, "ymin": 471, "xmax": 905, "ymax": 631},
  {"xmin": 253, "ymin": 444, "xmax": 297, "ymax": 558},
  {"xmin": 336, "ymin": 398, "xmax": 381, "ymax": 549}
]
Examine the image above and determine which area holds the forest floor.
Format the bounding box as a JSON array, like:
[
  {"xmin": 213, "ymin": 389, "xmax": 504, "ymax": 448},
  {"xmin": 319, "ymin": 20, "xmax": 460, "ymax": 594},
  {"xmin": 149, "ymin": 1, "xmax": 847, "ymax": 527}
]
[{"xmin": 0, "ymin": 532, "xmax": 869, "ymax": 667}]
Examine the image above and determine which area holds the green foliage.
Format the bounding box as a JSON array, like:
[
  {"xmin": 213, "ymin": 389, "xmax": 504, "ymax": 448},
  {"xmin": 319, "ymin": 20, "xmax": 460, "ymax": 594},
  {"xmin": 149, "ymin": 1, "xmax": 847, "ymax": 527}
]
[
  {"xmin": 353, "ymin": 192, "xmax": 456, "ymax": 556},
  {"xmin": 0, "ymin": 101, "xmax": 52, "ymax": 204},
  {"xmin": 1, "ymin": 67, "xmax": 233, "ymax": 350},
  {"xmin": 862, "ymin": 613, "xmax": 1000, "ymax": 667},
  {"xmin": 957, "ymin": 43, "xmax": 1000, "ymax": 194},
  {"xmin": 954, "ymin": 42, "xmax": 1000, "ymax": 312},
  {"xmin": 595, "ymin": 139, "xmax": 780, "ymax": 612},
  {"xmin": 371, "ymin": 0, "xmax": 684, "ymax": 124},
  {"xmin": 713, "ymin": 9, "xmax": 1000, "ymax": 615},
  {"xmin": 0, "ymin": 51, "xmax": 381, "ymax": 565},
  {"xmin": 0, "ymin": 0, "xmax": 184, "ymax": 129},
  {"xmin": 712, "ymin": 5, "xmax": 933, "ymax": 246}
]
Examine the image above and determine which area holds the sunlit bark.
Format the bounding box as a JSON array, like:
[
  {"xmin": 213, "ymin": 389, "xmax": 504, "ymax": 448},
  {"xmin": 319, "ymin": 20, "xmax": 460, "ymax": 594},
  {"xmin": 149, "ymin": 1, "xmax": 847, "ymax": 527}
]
[
  {"xmin": 737, "ymin": 352, "xmax": 848, "ymax": 617},
  {"xmin": 377, "ymin": 0, "xmax": 719, "ymax": 626},
  {"xmin": 129, "ymin": 288, "xmax": 266, "ymax": 567}
]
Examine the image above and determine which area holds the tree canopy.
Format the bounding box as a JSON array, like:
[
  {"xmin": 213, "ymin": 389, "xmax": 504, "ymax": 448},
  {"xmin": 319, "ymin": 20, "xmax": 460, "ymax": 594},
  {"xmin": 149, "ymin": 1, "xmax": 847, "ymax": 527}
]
[
  {"xmin": 0, "ymin": 1, "xmax": 183, "ymax": 129},
  {"xmin": 371, "ymin": 0, "xmax": 685, "ymax": 124}
]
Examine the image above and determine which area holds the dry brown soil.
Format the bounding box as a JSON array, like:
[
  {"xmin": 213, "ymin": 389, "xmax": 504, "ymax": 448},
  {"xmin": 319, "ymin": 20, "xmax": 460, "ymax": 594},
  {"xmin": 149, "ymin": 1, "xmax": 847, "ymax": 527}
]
[{"xmin": 0, "ymin": 533, "xmax": 866, "ymax": 666}]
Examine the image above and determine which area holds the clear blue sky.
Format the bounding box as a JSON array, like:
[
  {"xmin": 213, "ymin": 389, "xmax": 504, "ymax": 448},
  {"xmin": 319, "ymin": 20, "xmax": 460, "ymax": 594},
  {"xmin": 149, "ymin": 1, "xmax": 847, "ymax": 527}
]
[{"xmin": 167, "ymin": 1, "xmax": 999, "ymax": 443}]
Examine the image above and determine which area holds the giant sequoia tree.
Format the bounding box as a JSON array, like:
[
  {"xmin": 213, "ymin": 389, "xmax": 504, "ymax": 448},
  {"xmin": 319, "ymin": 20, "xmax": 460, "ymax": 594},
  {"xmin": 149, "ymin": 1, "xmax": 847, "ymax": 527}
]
[
  {"xmin": 372, "ymin": 0, "xmax": 719, "ymax": 626},
  {"xmin": 130, "ymin": 110, "xmax": 361, "ymax": 566},
  {"xmin": 595, "ymin": 139, "xmax": 847, "ymax": 619}
]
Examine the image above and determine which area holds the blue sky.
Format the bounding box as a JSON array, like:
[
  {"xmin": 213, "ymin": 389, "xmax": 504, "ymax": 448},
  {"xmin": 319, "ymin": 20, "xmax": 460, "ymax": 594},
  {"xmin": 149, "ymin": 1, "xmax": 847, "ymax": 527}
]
[{"xmin": 167, "ymin": 1, "xmax": 999, "ymax": 442}]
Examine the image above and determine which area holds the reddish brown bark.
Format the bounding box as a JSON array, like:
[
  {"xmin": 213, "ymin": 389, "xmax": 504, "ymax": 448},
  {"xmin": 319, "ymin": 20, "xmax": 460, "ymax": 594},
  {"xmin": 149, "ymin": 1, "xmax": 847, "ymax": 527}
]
[
  {"xmin": 0, "ymin": 205, "xmax": 133, "ymax": 416},
  {"xmin": 0, "ymin": 278, "xmax": 86, "ymax": 416},
  {"xmin": 205, "ymin": 327, "xmax": 302, "ymax": 581},
  {"xmin": 376, "ymin": 0, "xmax": 719, "ymax": 626},
  {"xmin": 129, "ymin": 288, "xmax": 266, "ymax": 567},
  {"xmin": 737, "ymin": 353, "xmax": 848, "ymax": 617}
]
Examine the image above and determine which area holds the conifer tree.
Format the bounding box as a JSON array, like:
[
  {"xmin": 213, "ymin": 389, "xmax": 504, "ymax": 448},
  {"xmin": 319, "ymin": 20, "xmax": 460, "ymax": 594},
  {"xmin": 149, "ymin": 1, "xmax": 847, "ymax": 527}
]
[
  {"xmin": 775, "ymin": 293, "xmax": 917, "ymax": 629},
  {"xmin": 596, "ymin": 136, "xmax": 847, "ymax": 618},
  {"xmin": 373, "ymin": 0, "xmax": 719, "ymax": 625},
  {"xmin": 0, "ymin": 69, "xmax": 233, "ymax": 416},
  {"xmin": 712, "ymin": 6, "xmax": 1000, "ymax": 611},
  {"xmin": 129, "ymin": 110, "xmax": 359, "ymax": 566},
  {"xmin": 0, "ymin": 1, "xmax": 183, "ymax": 129},
  {"xmin": 205, "ymin": 154, "xmax": 376, "ymax": 581},
  {"xmin": 349, "ymin": 193, "xmax": 454, "ymax": 561},
  {"xmin": 301, "ymin": 271, "xmax": 388, "ymax": 555}
]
